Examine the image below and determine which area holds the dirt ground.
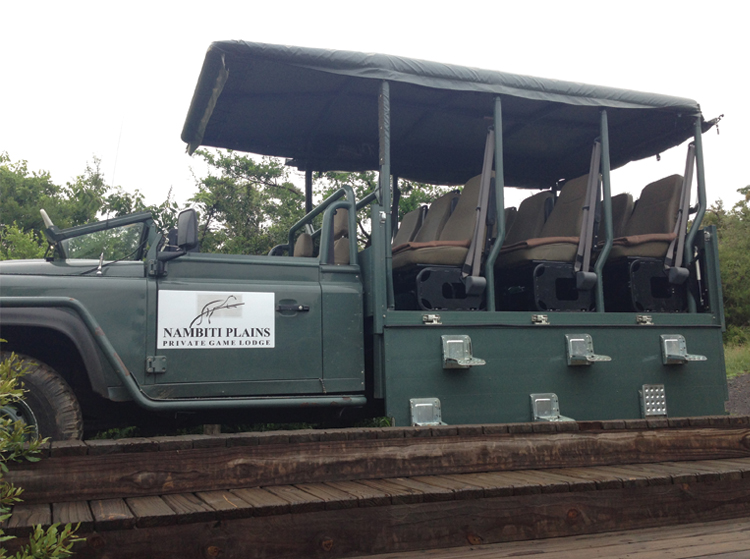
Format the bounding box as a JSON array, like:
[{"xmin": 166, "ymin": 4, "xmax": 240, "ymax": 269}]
[{"xmin": 726, "ymin": 373, "xmax": 750, "ymax": 415}]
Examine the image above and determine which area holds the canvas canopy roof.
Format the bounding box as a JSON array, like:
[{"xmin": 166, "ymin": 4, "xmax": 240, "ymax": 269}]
[{"xmin": 182, "ymin": 41, "xmax": 712, "ymax": 188}]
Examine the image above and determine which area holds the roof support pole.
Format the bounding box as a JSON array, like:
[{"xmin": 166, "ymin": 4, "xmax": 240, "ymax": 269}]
[
  {"xmin": 484, "ymin": 96, "xmax": 505, "ymax": 312},
  {"xmin": 391, "ymin": 176, "xmax": 400, "ymax": 241},
  {"xmin": 594, "ymin": 109, "xmax": 613, "ymax": 312},
  {"xmin": 685, "ymin": 117, "xmax": 707, "ymax": 313},
  {"xmin": 378, "ymin": 80, "xmax": 395, "ymax": 311},
  {"xmin": 305, "ymin": 166, "xmax": 313, "ymax": 215}
]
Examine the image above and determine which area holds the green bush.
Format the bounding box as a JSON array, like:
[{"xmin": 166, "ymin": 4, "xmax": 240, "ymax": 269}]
[{"xmin": 0, "ymin": 350, "xmax": 82, "ymax": 558}]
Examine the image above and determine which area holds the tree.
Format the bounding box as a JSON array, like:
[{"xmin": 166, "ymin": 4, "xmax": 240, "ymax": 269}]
[
  {"xmin": 190, "ymin": 150, "xmax": 306, "ymax": 255},
  {"xmin": 703, "ymin": 186, "xmax": 750, "ymax": 342},
  {"xmin": 0, "ymin": 154, "xmax": 61, "ymax": 233},
  {"xmin": 0, "ymin": 154, "xmax": 178, "ymax": 260}
]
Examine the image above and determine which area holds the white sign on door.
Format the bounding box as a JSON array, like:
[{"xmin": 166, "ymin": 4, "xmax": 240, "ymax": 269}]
[{"xmin": 157, "ymin": 290, "xmax": 275, "ymax": 349}]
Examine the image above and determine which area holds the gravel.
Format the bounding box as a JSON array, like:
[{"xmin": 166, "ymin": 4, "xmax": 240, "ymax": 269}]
[{"xmin": 727, "ymin": 373, "xmax": 750, "ymax": 416}]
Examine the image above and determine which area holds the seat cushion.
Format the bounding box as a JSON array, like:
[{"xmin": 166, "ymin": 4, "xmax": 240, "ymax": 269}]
[
  {"xmin": 392, "ymin": 244, "xmax": 470, "ymax": 269},
  {"xmin": 498, "ymin": 237, "xmax": 579, "ymax": 267},
  {"xmin": 607, "ymin": 232, "xmax": 676, "ymax": 259}
]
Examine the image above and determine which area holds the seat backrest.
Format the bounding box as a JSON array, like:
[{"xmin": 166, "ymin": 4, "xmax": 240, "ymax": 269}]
[
  {"xmin": 393, "ymin": 206, "xmax": 426, "ymax": 247},
  {"xmin": 412, "ymin": 191, "xmax": 460, "ymax": 243},
  {"xmin": 333, "ymin": 208, "xmax": 349, "ymax": 240},
  {"xmin": 333, "ymin": 208, "xmax": 350, "ymax": 264},
  {"xmin": 600, "ymin": 192, "xmax": 634, "ymax": 240},
  {"xmin": 621, "ymin": 175, "xmax": 683, "ymax": 237},
  {"xmin": 503, "ymin": 207, "xmax": 518, "ymax": 237},
  {"xmin": 538, "ymin": 174, "xmax": 589, "ymax": 238},
  {"xmin": 293, "ymin": 232, "xmax": 314, "ymax": 257},
  {"xmin": 439, "ymin": 173, "xmax": 484, "ymax": 242},
  {"xmin": 504, "ymin": 190, "xmax": 554, "ymax": 245}
]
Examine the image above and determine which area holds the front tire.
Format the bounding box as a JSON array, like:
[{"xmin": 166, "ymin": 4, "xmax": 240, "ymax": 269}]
[{"xmin": 1, "ymin": 353, "xmax": 83, "ymax": 440}]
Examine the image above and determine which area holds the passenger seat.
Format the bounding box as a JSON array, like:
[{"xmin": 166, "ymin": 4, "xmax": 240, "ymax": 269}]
[
  {"xmin": 392, "ymin": 206, "xmax": 427, "ymax": 247},
  {"xmin": 602, "ymin": 175, "xmax": 686, "ymax": 312}
]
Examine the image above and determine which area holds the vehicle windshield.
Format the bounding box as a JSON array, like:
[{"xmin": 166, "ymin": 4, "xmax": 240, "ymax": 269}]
[{"xmin": 62, "ymin": 222, "xmax": 146, "ymax": 260}]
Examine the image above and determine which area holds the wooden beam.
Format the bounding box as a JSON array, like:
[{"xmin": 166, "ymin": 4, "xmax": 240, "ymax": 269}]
[{"xmin": 10, "ymin": 425, "xmax": 750, "ymax": 505}]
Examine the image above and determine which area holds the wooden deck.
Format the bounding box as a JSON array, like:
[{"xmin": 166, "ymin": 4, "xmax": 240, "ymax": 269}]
[
  {"xmin": 6, "ymin": 416, "xmax": 750, "ymax": 558},
  {"xmin": 351, "ymin": 517, "xmax": 750, "ymax": 558}
]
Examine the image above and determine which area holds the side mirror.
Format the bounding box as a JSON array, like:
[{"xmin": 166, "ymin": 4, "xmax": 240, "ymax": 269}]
[{"xmin": 177, "ymin": 209, "xmax": 199, "ymax": 251}]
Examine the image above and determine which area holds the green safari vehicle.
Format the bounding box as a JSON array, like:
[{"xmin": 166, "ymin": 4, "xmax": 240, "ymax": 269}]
[{"xmin": 0, "ymin": 41, "xmax": 726, "ymax": 439}]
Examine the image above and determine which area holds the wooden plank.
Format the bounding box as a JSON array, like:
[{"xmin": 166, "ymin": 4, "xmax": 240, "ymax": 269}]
[
  {"xmin": 324, "ymin": 480, "xmax": 391, "ymax": 507},
  {"xmin": 230, "ymin": 487, "xmax": 290, "ymax": 516},
  {"xmin": 48, "ymin": 440, "xmax": 86, "ymax": 457},
  {"xmin": 593, "ymin": 465, "xmax": 666, "ymax": 488},
  {"xmin": 161, "ymin": 493, "xmax": 216, "ymax": 524},
  {"xmin": 386, "ymin": 477, "xmax": 454, "ymax": 503},
  {"xmin": 348, "ymin": 517, "xmax": 750, "ymax": 558},
  {"xmin": 7, "ymin": 503, "xmax": 50, "ymax": 535},
  {"xmin": 293, "ymin": 483, "xmax": 359, "ymax": 510},
  {"xmin": 499, "ymin": 469, "xmax": 572, "ymax": 494},
  {"xmin": 639, "ymin": 460, "xmax": 744, "ymax": 484},
  {"xmin": 125, "ymin": 496, "xmax": 177, "ymax": 527},
  {"xmin": 410, "ymin": 475, "xmax": 485, "ymax": 500},
  {"xmin": 469, "ymin": 471, "xmax": 544, "ymax": 495},
  {"xmin": 358, "ymin": 478, "xmax": 424, "ymax": 505},
  {"xmin": 551, "ymin": 466, "xmax": 626, "ymax": 489},
  {"xmin": 441, "ymin": 472, "xmax": 517, "ymax": 497},
  {"xmin": 90, "ymin": 498, "xmax": 136, "ymax": 531},
  {"xmin": 52, "ymin": 501, "xmax": 93, "ymax": 531},
  {"xmin": 14, "ymin": 426, "xmax": 750, "ymax": 504},
  {"xmin": 12, "ymin": 476, "xmax": 750, "ymax": 559},
  {"xmin": 262, "ymin": 485, "xmax": 326, "ymax": 513},
  {"xmin": 678, "ymin": 459, "xmax": 744, "ymax": 481},
  {"xmin": 195, "ymin": 490, "xmax": 252, "ymax": 519},
  {"xmin": 708, "ymin": 457, "xmax": 750, "ymax": 477}
]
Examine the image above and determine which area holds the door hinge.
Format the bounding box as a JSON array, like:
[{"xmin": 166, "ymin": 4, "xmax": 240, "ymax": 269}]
[
  {"xmin": 146, "ymin": 355, "xmax": 167, "ymax": 374},
  {"xmin": 422, "ymin": 313, "xmax": 442, "ymax": 325},
  {"xmin": 531, "ymin": 314, "xmax": 549, "ymax": 325},
  {"xmin": 147, "ymin": 259, "xmax": 166, "ymax": 277}
]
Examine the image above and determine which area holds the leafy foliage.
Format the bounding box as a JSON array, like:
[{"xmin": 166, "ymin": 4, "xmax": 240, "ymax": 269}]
[
  {"xmin": 190, "ymin": 150, "xmax": 306, "ymax": 254},
  {"xmin": 0, "ymin": 153, "xmax": 178, "ymax": 260},
  {"xmin": 0, "ymin": 350, "xmax": 82, "ymax": 558},
  {"xmin": 704, "ymin": 186, "xmax": 750, "ymax": 337},
  {"xmin": 0, "ymin": 225, "xmax": 46, "ymax": 261}
]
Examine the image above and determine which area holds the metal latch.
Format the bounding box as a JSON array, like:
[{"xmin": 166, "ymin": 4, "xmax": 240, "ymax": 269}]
[
  {"xmin": 660, "ymin": 334, "xmax": 707, "ymax": 365},
  {"xmin": 565, "ymin": 334, "xmax": 612, "ymax": 366},
  {"xmin": 636, "ymin": 314, "xmax": 653, "ymax": 325},
  {"xmin": 441, "ymin": 335, "xmax": 486, "ymax": 369},
  {"xmin": 530, "ymin": 393, "xmax": 574, "ymax": 422},
  {"xmin": 531, "ymin": 314, "xmax": 549, "ymax": 325},
  {"xmin": 422, "ymin": 314, "xmax": 442, "ymax": 325},
  {"xmin": 640, "ymin": 384, "xmax": 667, "ymax": 417},
  {"xmin": 146, "ymin": 355, "xmax": 167, "ymax": 374},
  {"xmin": 409, "ymin": 398, "xmax": 446, "ymax": 426}
]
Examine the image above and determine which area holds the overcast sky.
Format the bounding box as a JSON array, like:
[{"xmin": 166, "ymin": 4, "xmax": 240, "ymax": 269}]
[{"xmin": 2, "ymin": 1, "xmax": 746, "ymax": 213}]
